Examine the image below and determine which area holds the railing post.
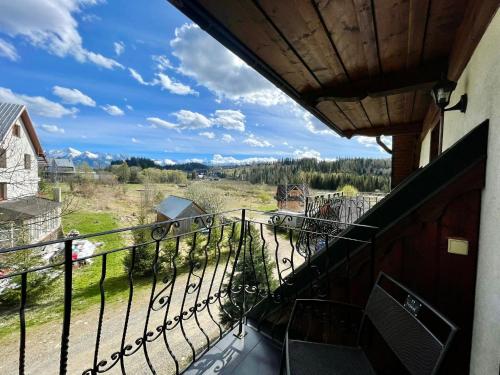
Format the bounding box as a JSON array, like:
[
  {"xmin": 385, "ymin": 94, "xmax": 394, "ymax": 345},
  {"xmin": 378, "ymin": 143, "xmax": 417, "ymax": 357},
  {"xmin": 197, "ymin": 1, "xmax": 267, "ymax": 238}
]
[
  {"xmin": 234, "ymin": 209, "xmax": 247, "ymax": 339},
  {"xmin": 60, "ymin": 239, "xmax": 73, "ymax": 375}
]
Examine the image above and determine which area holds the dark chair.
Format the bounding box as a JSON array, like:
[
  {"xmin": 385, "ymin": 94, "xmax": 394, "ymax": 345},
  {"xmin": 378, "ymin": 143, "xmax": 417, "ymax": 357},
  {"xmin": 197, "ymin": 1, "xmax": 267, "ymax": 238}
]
[{"xmin": 282, "ymin": 272, "xmax": 457, "ymax": 375}]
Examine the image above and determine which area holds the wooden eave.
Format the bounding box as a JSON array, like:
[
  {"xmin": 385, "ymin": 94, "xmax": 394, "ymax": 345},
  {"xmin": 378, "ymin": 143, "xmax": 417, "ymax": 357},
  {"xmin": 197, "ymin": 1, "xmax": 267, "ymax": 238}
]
[{"xmin": 169, "ymin": 0, "xmax": 498, "ymax": 138}]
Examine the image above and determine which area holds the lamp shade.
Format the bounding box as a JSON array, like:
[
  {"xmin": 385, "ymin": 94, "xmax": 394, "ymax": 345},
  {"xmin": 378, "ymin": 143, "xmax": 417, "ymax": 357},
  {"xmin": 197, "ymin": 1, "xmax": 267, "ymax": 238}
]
[{"xmin": 431, "ymin": 79, "xmax": 457, "ymax": 109}]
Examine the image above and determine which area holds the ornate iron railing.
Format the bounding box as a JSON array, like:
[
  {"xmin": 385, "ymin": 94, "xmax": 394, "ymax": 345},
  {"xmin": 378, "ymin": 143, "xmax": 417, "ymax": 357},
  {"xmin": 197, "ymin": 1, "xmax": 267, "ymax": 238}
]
[{"xmin": 0, "ymin": 209, "xmax": 376, "ymax": 375}]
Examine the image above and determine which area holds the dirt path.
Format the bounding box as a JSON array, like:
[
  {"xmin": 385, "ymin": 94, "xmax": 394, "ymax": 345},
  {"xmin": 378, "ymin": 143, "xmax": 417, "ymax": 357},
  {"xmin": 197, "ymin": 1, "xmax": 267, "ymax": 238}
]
[{"xmin": 1, "ymin": 265, "xmax": 231, "ymax": 375}]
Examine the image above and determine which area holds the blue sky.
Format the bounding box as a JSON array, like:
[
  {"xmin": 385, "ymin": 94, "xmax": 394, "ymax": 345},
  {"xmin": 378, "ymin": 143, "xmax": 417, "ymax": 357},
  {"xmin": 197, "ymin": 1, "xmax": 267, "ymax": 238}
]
[{"xmin": 0, "ymin": 0, "xmax": 390, "ymax": 165}]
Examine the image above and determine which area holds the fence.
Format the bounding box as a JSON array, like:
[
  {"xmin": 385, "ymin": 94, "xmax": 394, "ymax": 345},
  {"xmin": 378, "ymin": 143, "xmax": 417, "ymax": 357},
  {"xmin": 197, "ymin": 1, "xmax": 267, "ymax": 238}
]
[{"xmin": 0, "ymin": 209, "xmax": 376, "ymax": 375}]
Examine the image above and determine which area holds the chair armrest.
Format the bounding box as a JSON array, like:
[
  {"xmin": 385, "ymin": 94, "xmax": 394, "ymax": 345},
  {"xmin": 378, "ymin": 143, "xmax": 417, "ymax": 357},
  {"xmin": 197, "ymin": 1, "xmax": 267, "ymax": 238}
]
[{"xmin": 286, "ymin": 299, "xmax": 363, "ymax": 347}]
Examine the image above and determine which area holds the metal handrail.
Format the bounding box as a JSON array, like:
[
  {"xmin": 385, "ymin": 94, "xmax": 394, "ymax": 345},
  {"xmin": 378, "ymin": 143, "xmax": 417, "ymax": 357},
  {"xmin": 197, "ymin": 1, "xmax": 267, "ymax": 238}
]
[{"xmin": 0, "ymin": 208, "xmax": 378, "ymax": 375}]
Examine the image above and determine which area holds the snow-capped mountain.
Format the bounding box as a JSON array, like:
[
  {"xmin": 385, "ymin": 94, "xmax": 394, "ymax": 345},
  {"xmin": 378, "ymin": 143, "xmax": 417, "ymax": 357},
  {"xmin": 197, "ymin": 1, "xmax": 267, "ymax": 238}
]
[{"xmin": 46, "ymin": 148, "xmax": 127, "ymax": 168}]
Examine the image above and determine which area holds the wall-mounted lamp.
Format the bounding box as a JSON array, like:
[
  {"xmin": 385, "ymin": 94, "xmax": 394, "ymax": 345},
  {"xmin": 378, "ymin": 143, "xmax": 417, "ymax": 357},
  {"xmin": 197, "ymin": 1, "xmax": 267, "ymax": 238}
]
[{"xmin": 431, "ymin": 78, "xmax": 467, "ymax": 113}]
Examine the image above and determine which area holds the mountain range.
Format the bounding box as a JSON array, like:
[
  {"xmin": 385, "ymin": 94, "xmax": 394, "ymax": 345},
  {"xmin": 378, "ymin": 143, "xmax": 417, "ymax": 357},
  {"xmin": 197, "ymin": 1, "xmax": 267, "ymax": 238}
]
[{"xmin": 46, "ymin": 148, "xmax": 128, "ymax": 168}]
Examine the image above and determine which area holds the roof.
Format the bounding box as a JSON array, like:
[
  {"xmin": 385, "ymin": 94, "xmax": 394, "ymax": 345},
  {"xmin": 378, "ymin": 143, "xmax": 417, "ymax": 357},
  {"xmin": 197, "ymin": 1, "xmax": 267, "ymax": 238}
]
[
  {"xmin": 169, "ymin": 1, "xmax": 497, "ymax": 139},
  {"xmin": 276, "ymin": 184, "xmax": 310, "ymax": 201},
  {"xmin": 0, "ymin": 196, "xmax": 61, "ymax": 222},
  {"xmin": 156, "ymin": 195, "xmax": 206, "ymax": 219},
  {"xmin": 0, "ymin": 103, "xmax": 24, "ymax": 141},
  {"xmin": 0, "ymin": 102, "xmax": 45, "ymax": 158},
  {"xmin": 52, "ymin": 158, "xmax": 75, "ymax": 168}
]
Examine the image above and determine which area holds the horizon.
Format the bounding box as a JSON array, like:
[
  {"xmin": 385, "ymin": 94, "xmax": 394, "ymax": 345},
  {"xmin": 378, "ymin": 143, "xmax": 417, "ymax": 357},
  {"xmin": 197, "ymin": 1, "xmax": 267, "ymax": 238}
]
[{"xmin": 0, "ymin": 0, "xmax": 392, "ymax": 165}]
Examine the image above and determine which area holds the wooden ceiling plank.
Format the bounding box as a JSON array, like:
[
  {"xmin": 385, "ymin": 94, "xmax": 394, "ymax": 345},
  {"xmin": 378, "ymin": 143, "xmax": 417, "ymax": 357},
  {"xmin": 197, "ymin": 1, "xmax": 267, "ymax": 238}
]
[
  {"xmin": 411, "ymin": 90, "xmax": 432, "ymax": 123},
  {"xmin": 361, "ymin": 96, "xmax": 391, "ymax": 127},
  {"xmin": 374, "ymin": 0, "xmax": 410, "ymax": 73},
  {"xmin": 423, "ymin": 0, "xmax": 467, "ymax": 63},
  {"xmin": 407, "ymin": 0, "xmax": 431, "ymax": 69},
  {"xmin": 316, "ymin": 101, "xmax": 357, "ymax": 131},
  {"xmin": 344, "ymin": 122, "xmax": 423, "ymax": 137},
  {"xmin": 199, "ymin": 0, "xmax": 322, "ymax": 92},
  {"xmin": 256, "ymin": 0, "xmax": 348, "ymax": 87},
  {"xmin": 314, "ymin": 0, "xmax": 368, "ymax": 80},
  {"xmin": 352, "ymin": 0, "xmax": 381, "ymax": 77},
  {"xmin": 337, "ymin": 101, "xmax": 372, "ymax": 129},
  {"xmin": 387, "ymin": 94, "xmax": 406, "ymax": 125}
]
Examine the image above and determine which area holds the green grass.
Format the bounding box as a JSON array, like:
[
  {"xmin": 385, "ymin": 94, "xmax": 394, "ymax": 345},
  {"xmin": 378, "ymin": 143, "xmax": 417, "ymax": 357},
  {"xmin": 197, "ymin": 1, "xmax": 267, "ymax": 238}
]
[{"xmin": 0, "ymin": 211, "xmax": 139, "ymax": 338}]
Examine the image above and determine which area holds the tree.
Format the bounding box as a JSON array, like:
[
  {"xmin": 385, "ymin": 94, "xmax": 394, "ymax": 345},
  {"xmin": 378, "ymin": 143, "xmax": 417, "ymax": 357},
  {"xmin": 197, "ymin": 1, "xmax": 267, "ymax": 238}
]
[
  {"xmin": 219, "ymin": 224, "xmax": 277, "ymax": 326},
  {"xmin": 0, "ymin": 227, "xmax": 57, "ymax": 305},
  {"xmin": 111, "ymin": 162, "xmax": 130, "ymax": 183},
  {"xmin": 186, "ymin": 183, "xmax": 225, "ymax": 213}
]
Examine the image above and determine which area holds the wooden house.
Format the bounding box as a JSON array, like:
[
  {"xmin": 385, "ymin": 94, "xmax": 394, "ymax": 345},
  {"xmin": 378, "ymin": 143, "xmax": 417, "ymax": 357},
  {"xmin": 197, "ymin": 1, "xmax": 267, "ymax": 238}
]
[
  {"xmin": 275, "ymin": 184, "xmax": 309, "ymax": 212},
  {"xmin": 155, "ymin": 195, "xmax": 206, "ymax": 234}
]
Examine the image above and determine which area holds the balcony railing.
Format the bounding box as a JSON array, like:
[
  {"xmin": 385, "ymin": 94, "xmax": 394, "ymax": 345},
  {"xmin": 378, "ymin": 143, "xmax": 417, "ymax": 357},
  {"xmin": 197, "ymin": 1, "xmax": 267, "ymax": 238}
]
[{"xmin": 0, "ymin": 209, "xmax": 376, "ymax": 375}]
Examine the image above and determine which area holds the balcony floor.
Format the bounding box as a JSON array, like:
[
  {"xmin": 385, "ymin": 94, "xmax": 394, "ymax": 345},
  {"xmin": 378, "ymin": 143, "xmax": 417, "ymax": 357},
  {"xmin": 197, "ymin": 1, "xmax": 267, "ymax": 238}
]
[{"xmin": 184, "ymin": 325, "xmax": 282, "ymax": 375}]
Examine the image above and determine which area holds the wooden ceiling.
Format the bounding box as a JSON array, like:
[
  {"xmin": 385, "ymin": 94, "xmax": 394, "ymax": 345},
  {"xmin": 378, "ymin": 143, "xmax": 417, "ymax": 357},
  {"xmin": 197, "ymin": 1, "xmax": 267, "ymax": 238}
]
[{"xmin": 169, "ymin": 0, "xmax": 491, "ymax": 138}]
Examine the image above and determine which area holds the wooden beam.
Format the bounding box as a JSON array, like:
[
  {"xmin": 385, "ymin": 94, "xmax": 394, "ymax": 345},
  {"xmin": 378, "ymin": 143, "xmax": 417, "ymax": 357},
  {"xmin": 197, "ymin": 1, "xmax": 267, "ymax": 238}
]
[
  {"xmin": 344, "ymin": 122, "xmax": 422, "ymax": 138},
  {"xmin": 448, "ymin": 0, "xmax": 499, "ymax": 81},
  {"xmin": 305, "ymin": 61, "xmax": 446, "ymax": 103}
]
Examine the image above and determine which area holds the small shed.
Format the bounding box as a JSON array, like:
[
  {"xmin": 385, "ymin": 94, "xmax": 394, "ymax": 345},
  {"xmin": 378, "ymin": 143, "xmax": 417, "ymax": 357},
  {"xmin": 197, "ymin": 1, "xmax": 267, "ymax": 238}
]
[
  {"xmin": 155, "ymin": 196, "xmax": 206, "ymax": 235},
  {"xmin": 275, "ymin": 184, "xmax": 310, "ymax": 212}
]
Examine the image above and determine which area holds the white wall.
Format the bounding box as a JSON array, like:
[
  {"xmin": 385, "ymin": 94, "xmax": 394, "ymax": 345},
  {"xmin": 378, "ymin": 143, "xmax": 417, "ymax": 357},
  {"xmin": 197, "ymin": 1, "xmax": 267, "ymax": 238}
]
[
  {"xmin": 419, "ymin": 11, "xmax": 500, "ymax": 374},
  {"xmin": 0, "ymin": 116, "xmax": 39, "ymax": 200}
]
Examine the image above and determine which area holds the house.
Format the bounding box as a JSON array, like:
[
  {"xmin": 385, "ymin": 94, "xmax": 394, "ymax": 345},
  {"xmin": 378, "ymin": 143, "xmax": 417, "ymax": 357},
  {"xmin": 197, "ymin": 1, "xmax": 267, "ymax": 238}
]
[
  {"xmin": 0, "ymin": 102, "xmax": 61, "ymax": 246},
  {"xmin": 168, "ymin": 1, "xmax": 500, "ymax": 374},
  {"xmin": 2, "ymin": 2, "xmax": 500, "ymax": 374},
  {"xmin": 275, "ymin": 184, "xmax": 309, "ymax": 212},
  {"xmin": 46, "ymin": 158, "xmax": 76, "ymax": 182},
  {"xmin": 155, "ymin": 195, "xmax": 206, "ymax": 234}
]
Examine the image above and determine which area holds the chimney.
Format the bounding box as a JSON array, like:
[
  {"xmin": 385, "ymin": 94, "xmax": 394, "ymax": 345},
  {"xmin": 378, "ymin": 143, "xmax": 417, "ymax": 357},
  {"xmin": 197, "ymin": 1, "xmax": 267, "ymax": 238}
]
[{"xmin": 53, "ymin": 187, "xmax": 62, "ymax": 203}]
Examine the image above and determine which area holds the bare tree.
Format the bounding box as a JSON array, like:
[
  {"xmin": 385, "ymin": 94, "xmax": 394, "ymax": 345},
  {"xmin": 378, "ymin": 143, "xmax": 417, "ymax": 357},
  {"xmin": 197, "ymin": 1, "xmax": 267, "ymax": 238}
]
[{"xmin": 185, "ymin": 183, "xmax": 225, "ymax": 213}]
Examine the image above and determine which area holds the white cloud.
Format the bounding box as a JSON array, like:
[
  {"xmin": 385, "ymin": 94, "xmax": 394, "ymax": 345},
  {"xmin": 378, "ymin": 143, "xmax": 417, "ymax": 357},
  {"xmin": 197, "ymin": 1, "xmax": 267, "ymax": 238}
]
[
  {"xmin": 293, "ymin": 147, "xmax": 322, "ymax": 160},
  {"xmin": 212, "ymin": 109, "xmax": 245, "ymax": 132},
  {"xmin": 292, "ymin": 147, "xmax": 337, "ymax": 161},
  {"xmin": 128, "ymin": 68, "xmax": 151, "ymax": 85},
  {"xmin": 211, "ymin": 154, "xmax": 277, "ymax": 166},
  {"xmin": 148, "ymin": 109, "xmax": 247, "ymax": 132},
  {"xmin": 0, "ymin": 38, "xmax": 19, "ymax": 61},
  {"xmin": 170, "ymin": 23, "xmax": 288, "ymax": 106},
  {"xmin": 0, "ymin": 0, "xmax": 123, "ymax": 69},
  {"xmin": 243, "ymin": 134, "xmax": 272, "ymax": 148},
  {"xmin": 52, "ymin": 86, "xmax": 96, "ymax": 106},
  {"xmin": 131, "ymin": 137, "xmax": 139, "ymax": 143},
  {"xmin": 173, "ymin": 110, "xmax": 212, "ymax": 129},
  {"xmin": 156, "ymin": 73, "xmax": 197, "ymax": 96},
  {"xmin": 101, "ymin": 104, "xmax": 124, "ymax": 116},
  {"xmin": 221, "ymin": 134, "xmax": 234, "ymax": 143},
  {"xmin": 355, "ymin": 135, "xmax": 392, "ymax": 153},
  {"xmin": 183, "ymin": 158, "xmax": 204, "ymax": 164},
  {"xmin": 0, "ymin": 87, "xmax": 77, "ymax": 118},
  {"xmin": 199, "ymin": 131, "xmax": 215, "ymax": 139},
  {"xmin": 147, "ymin": 117, "xmax": 177, "ymax": 129},
  {"xmin": 114, "ymin": 41, "xmax": 125, "ymax": 56},
  {"xmin": 152, "ymin": 55, "xmax": 172, "ymax": 71},
  {"xmin": 40, "ymin": 124, "xmax": 65, "ymax": 134},
  {"xmin": 162, "ymin": 159, "xmax": 176, "ymax": 166},
  {"xmin": 128, "ymin": 67, "xmax": 197, "ymax": 96},
  {"xmin": 126, "ymin": 104, "xmax": 133, "ymax": 111},
  {"xmin": 303, "ymin": 112, "xmax": 339, "ymax": 136}
]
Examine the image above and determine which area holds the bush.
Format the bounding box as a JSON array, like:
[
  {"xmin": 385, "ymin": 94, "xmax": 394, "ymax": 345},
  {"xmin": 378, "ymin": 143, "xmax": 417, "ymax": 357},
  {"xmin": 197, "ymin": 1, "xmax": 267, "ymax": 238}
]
[{"xmin": 340, "ymin": 184, "xmax": 359, "ymax": 197}]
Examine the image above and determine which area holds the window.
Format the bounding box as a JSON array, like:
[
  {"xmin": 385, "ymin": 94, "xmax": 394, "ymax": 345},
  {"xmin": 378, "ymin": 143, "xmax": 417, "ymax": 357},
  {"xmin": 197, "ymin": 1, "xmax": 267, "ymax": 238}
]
[
  {"xmin": 0, "ymin": 183, "xmax": 6, "ymax": 200},
  {"xmin": 0, "ymin": 148, "xmax": 6, "ymax": 168},
  {"xmin": 24, "ymin": 154, "xmax": 31, "ymax": 170},
  {"xmin": 13, "ymin": 124, "xmax": 20, "ymax": 137}
]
